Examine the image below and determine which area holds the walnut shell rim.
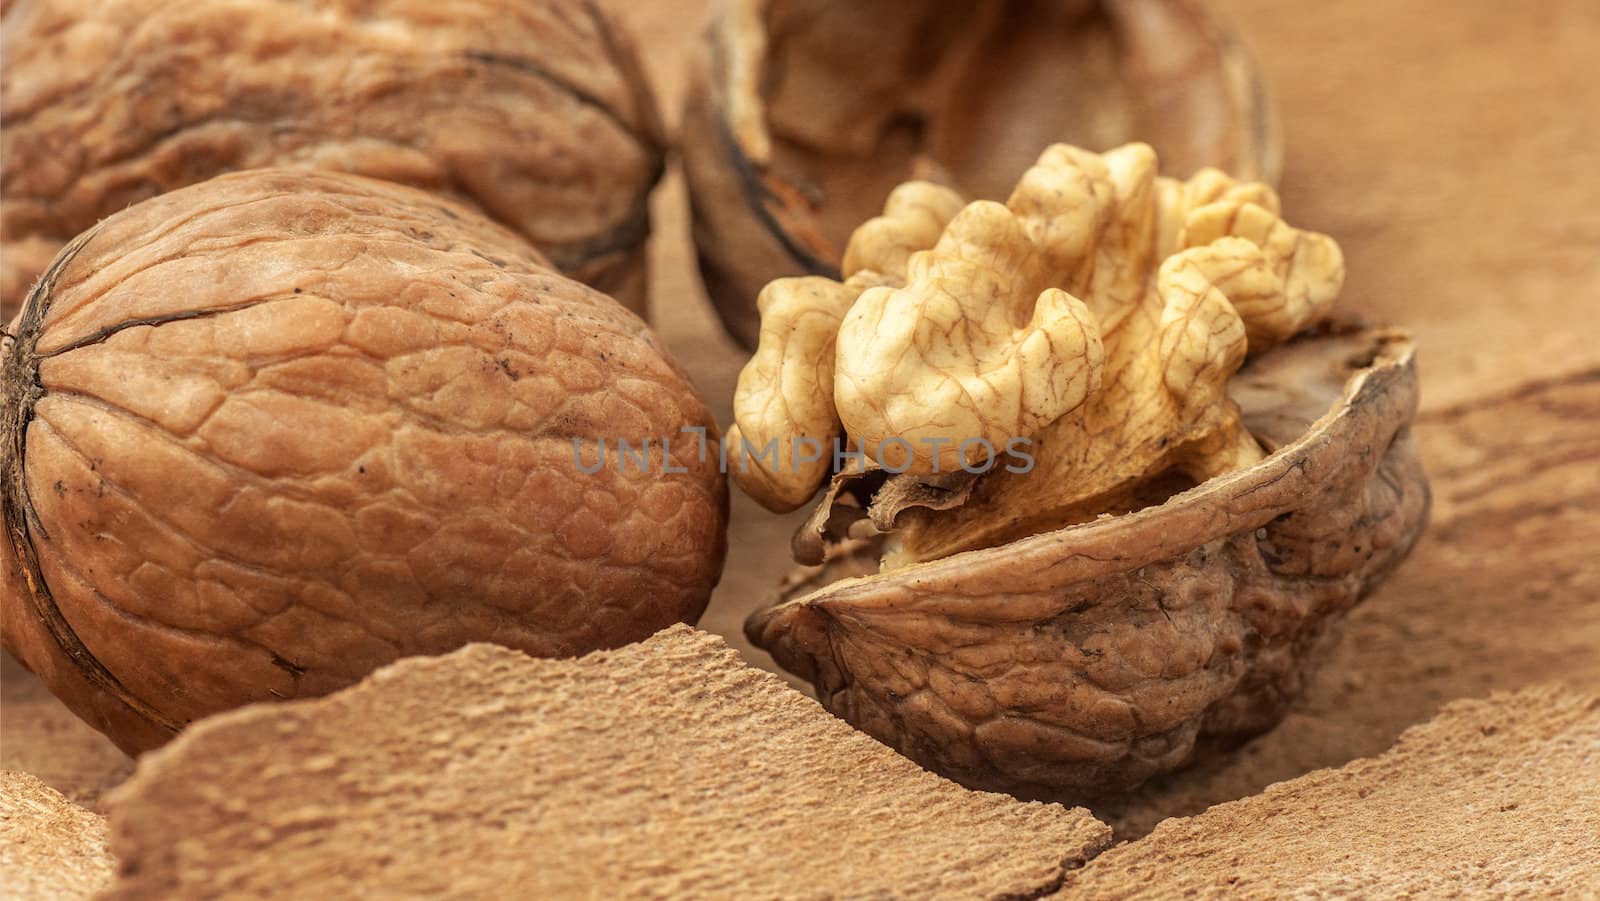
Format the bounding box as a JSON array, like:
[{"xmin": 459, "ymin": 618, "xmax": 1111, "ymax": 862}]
[
  {"xmin": 745, "ymin": 327, "xmax": 1429, "ymax": 798},
  {"xmin": 682, "ymin": 0, "xmax": 1282, "ymax": 349}
]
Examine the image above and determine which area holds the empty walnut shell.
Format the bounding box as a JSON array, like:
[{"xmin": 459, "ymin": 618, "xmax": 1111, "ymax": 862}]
[
  {"xmin": 682, "ymin": 0, "xmax": 1279, "ymax": 348},
  {"xmin": 0, "ymin": 0, "xmax": 665, "ymax": 322},
  {"xmin": 747, "ymin": 328, "xmax": 1427, "ymax": 797},
  {"xmin": 0, "ymin": 169, "xmax": 727, "ymax": 756}
]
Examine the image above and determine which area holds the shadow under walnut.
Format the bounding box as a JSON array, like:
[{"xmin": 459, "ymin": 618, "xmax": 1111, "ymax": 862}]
[{"xmin": 748, "ymin": 327, "xmax": 1429, "ymax": 799}]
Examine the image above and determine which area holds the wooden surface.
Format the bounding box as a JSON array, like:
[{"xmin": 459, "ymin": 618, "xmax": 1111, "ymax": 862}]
[
  {"xmin": 1213, "ymin": 0, "xmax": 1600, "ymax": 414},
  {"xmin": 0, "ymin": 772, "xmax": 113, "ymax": 899},
  {"xmin": 101, "ymin": 629, "xmax": 1108, "ymax": 900},
  {"xmin": 1061, "ymin": 686, "xmax": 1600, "ymax": 897},
  {"xmin": 3, "ymin": 0, "xmax": 1597, "ymax": 860}
]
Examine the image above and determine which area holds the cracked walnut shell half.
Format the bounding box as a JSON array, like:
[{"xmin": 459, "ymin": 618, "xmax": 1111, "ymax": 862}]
[
  {"xmin": 748, "ymin": 328, "xmax": 1429, "ymax": 796},
  {"xmin": 0, "ymin": 170, "xmax": 727, "ymax": 755},
  {"xmin": 0, "ymin": 0, "xmax": 665, "ymax": 322},
  {"xmin": 682, "ymin": 0, "xmax": 1278, "ymax": 348}
]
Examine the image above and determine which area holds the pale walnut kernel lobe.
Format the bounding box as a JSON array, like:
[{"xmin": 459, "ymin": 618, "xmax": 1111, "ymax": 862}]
[
  {"xmin": 833, "ymin": 200, "xmax": 1105, "ymax": 477},
  {"xmin": 732, "ymin": 142, "xmax": 1341, "ymax": 569},
  {"xmin": 0, "ymin": 170, "xmax": 727, "ymax": 756},
  {"xmin": 726, "ymin": 277, "xmax": 858, "ymax": 512},
  {"xmin": 729, "ymin": 183, "xmax": 968, "ymax": 512}
]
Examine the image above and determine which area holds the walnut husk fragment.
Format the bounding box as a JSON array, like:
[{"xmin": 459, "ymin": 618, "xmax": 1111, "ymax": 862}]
[
  {"xmin": 748, "ymin": 328, "xmax": 1429, "ymax": 796},
  {"xmin": 101, "ymin": 627, "xmax": 1111, "ymax": 899},
  {"xmin": 0, "ymin": 169, "xmax": 727, "ymax": 756},
  {"xmin": 0, "ymin": 0, "xmax": 665, "ymax": 321},
  {"xmin": 682, "ymin": 0, "xmax": 1279, "ymax": 347}
]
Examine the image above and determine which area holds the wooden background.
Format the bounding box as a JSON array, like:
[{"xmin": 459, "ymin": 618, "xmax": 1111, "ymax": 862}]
[{"xmin": 4, "ymin": 0, "xmax": 1597, "ymax": 840}]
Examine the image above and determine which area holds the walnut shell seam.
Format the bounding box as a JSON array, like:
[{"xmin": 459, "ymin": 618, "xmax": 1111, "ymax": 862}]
[{"xmin": 1, "ymin": 227, "xmax": 173, "ymax": 736}]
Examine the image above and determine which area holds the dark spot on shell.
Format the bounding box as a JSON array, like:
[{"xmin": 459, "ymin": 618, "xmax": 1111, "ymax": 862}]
[{"xmin": 269, "ymin": 655, "xmax": 307, "ymax": 678}]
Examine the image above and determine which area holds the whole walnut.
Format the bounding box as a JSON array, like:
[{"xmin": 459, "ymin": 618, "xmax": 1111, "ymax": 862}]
[
  {"xmin": 0, "ymin": 0, "xmax": 665, "ymax": 322},
  {"xmin": 0, "ymin": 169, "xmax": 727, "ymax": 755}
]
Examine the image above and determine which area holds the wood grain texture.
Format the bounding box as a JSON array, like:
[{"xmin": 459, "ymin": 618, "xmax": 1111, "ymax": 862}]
[
  {"xmin": 0, "ymin": 771, "xmax": 114, "ymax": 899},
  {"xmin": 1060, "ymin": 686, "xmax": 1600, "ymax": 898}
]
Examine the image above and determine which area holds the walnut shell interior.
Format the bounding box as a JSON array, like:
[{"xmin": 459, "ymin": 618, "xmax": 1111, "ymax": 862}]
[
  {"xmin": 746, "ymin": 327, "xmax": 1429, "ymax": 798},
  {"xmin": 682, "ymin": 0, "xmax": 1278, "ymax": 347}
]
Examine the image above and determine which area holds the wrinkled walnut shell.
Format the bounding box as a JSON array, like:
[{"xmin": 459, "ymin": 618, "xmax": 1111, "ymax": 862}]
[
  {"xmin": 747, "ymin": 328, "xmax": 1427, "ymax": 797},
  {"xmin": 1, "ymin": 169, "xmax": 727, "ymax": 756},
  {"xmin": 682, "ymin": 0, "xmax": 1279, "ymax": 348},
  {"xmin": 0, "ymin": 0, "xmax": 665, "ymax": 321}
]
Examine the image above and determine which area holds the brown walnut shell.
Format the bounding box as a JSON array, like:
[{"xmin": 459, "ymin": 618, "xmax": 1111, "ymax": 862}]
[
  {"xmin": 747, "ymin": 328, "xmax": 1428, "ymax": 798},
  {"xmin": 0, "ymin": 0, "xmax": 665, "ymax": 322},
  {"xmin": 682, "ymin": 0, "xmax": 1279, "ymax": 348},
  {"xmin": 0, "ymin": 169, "xmax": 727, "ymax": 756}
]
